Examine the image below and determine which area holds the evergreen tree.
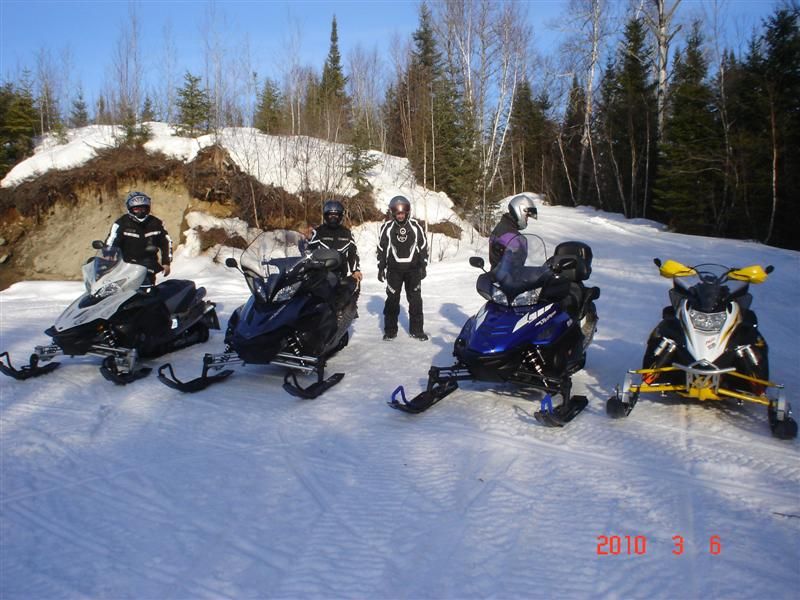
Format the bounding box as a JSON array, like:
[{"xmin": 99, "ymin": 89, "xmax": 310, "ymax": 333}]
[
  {"xmin": 254, "ymin": 78, "xmax": 284, "ymax": 134},
  {"xmin": 0, "ymin": 81, "xmax": 38, "ymax": 177},
  {"xmin": 69, "ymin": 90, "xmax": 90, "ymax": 128},
  {"xmin": 596, "ymin": 18, "xmax": 657, "ymax": 218},
  {"xmin": 141, "ymin": 95, "xmax": 156, "ymax": 121},
  {"xmin": 506, "ymin": 80, "xmax": 555, "ymax": 200},
  {"xmin": 319, "ymin": 15, "xmax": 350, "ymax": 139},
  {"xmin": 555, "ymin": 76, "xmax": 588, "ymax": 206},
  {"xmin": 175, "ymin": 71, "xmax": 211, "ymax": 137},
  {"xmin": 653, "ymin": 22, "xmax": 722, "ymax": 234},
  {"xmin": 346, "ymin": 119, "xmax": 381, "ymax": 192}
]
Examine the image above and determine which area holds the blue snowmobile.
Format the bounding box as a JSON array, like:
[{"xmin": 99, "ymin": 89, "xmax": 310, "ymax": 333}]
[
  {"xmin": 390, "ymin": 233, "xmax": 600, "ymax": 426},
  {"xmin": 157, "ymin": 230, "xmax": 357, "ymax": 398}
]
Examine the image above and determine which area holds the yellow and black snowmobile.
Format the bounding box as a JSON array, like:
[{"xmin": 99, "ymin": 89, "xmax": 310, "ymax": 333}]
[{"xmin": 607, "ymin": 258, "xmax": 796, "ymax": 439}]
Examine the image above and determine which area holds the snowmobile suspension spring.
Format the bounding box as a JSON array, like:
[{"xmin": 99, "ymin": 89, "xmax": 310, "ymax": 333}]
[
  {"xmin": 735, "ymin": 344, "xmax": 758, "ymax": 366},
  {"xmin": 654, "ymin": 337, "xmax": 676, "ymax": 358},
  {"xmin": 103, "ymin": 329, "xmax": 117, "ymax": 348},
  {"xmin": 285, "ymin": 334, "xmax": 302, "ymax": 356},
  {"xmin": 522, "ymin": 348, "xmax": 546, "ymax": 375}
]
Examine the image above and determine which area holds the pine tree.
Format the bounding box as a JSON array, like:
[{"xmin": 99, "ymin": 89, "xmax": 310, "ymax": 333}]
[
  {"xmin": 69, "ymin": 90, "xmax": 90, "ymax": 128},
  {"xmin": 595, "ymin": 18, "xmax": 657, "ymax": 218},
  {"xmin": 141, "ymin": 95, "xmax": 156, "ymax": 121},
  {"xmin": 319, "ymin": 15, "xmax": 350, "ymax": 140},
  {"xmin": 175, "ymin": 71, "xmax": 211, "ymax": 137},
  {"xmin": 254, "ymin": 78, "xmax": 284, "ymax": 134},
  {"xmin": 346, "ymin": 119, "xmax": 381, "ymax": 192},
  {"xmin": 653, "ymin": 22, "xmax": 722, "ymax": 234},
  {"xmin": 0, "ymin": 81, "xmax": 38, "ymax": 177},
  {"xmin": 506, "ymin": 79, "xmax": 554, "ymax": 199}
]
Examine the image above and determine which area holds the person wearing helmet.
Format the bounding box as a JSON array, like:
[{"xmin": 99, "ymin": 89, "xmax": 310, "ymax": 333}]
[
  {"xmin": 105, "ymin": 191, "xmax": 172, "ymax": 286},
  {"xmin": 376, "ymin": 195, "xmax": 429, "ymax": 341},
  {"xmin": 488, "ymin": 194, "xmax": 537, "ymax": 270},
  {"xmin": 308, "ymin": 200, "xmax": 363, "ymax": 315}
]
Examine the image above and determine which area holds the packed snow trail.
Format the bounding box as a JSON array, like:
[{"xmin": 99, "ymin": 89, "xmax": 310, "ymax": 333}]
[{"xmin": 2, "ymin": 205, "xmax": 798, "ymax": 599}]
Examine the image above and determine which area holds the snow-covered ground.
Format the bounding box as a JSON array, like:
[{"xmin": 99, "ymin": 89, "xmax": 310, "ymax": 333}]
[
  {"xmin": 2, "ymin": 203, "xmax": 798, "ymax": 599},
  {"xmin": 1, "ymin": 126, "xmax": 799, "ymax": 598}
]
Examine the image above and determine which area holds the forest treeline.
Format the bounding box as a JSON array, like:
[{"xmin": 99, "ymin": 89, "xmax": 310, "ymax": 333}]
[{"xmin": 1, "ymin": 1, "xmax": 798, "ymax": 249}]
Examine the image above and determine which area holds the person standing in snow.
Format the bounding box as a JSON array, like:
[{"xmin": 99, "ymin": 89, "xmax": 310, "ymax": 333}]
[
  {"xmin": 488, "ymin": 194, "xmax": 537, "ymax": 270},
  {"xmin": 376, "ymin": 195, "xmax": 429, "ymax": 341},
  {"xmin": 105, "ymin": 191, "xmax": 172, "ymax": 287},
  {"xmin": 308, "ymin": 200, "xmax": 363, "ymax": 314}
]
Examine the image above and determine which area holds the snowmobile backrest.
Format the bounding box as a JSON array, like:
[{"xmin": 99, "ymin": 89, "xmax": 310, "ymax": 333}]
[{"xmin": 552, "ymin": 241, "xmax": 592, "ymax": 281}]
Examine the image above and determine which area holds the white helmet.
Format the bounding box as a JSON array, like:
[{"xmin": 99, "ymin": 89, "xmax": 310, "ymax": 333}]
[{"xmin": 508, "ymin": 195, "xmax": 537, "ymax": 230}]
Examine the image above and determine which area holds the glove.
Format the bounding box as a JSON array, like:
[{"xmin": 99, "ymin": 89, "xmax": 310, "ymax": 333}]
[
  {"xmin": 419, "ymin": 266, "xmax": 427, "ymax": 280},
  {"xmin": 162, "ymin": 264, "xmax": 171, "ymax": 277},
  {"xmin": 378, "ymin": 267, "xmax": 385, "ymax": 283}
]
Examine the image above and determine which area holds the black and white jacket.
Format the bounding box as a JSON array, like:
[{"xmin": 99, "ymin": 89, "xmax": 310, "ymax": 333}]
[
  {"xmin": 377, "ymin": 217, "xmax": 428, "ymax": 272},
  {"xmin": 105, "ymin": 214, "xmax": 172, "ymax": 274},
  {"xmin": 308, "ymin": 223, "xmax": 361, "ymax": 278}
]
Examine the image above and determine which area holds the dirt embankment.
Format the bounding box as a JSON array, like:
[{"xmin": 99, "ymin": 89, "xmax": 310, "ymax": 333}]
[{"xmin": 0, "ymin": 144, "xmax": 382, "ymax": 291}]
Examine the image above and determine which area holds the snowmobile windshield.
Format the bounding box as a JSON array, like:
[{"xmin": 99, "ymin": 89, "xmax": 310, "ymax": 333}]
[
  {"xmin": 91, "ymin": 246, "xmax": 123, "ymax": 283},
  {"xmin": 677, "ymin": 263, "xmax": 747, "ymax": 313},
  {"xmin": 494, "ymin": 233, "xmax": 550, "ymax": 299},
  {"xmin": 237, "ymin": 230, "xmax": 306, "ymax": 304}
]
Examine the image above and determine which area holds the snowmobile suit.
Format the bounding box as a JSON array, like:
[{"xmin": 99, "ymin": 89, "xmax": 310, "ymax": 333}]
[
  {"xmin": 377, "ymin": 217, "xmax": 428, "ymax": 336},
  {"xmin": 308, "ymin": 222, "xmax": 362, "ymax": 311},
  {"xmin": 308, "ymin": 223, "xmax": 361, "ymax": 278},
  {"xmin": 106, "ymin": 214, "xmax": 172, "ymax": 285},
  {"xmin": 489, "ymin": 213, "xmax": 524, "ymax": 270}
]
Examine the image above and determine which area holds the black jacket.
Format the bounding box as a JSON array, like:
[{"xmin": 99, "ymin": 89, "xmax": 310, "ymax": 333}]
[
  {"xmin": 105, "ymin": 214, "xmax": 172, "ymax": 274},
  {"xmin": 308, "ymin": 223, "xmax": 361, "ymax": 278},
  {"xmin": 377, "ymin": 217, "xmax": 428, "ymax": 272}
]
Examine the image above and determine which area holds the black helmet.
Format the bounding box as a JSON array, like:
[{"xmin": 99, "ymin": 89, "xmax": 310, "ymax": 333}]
[
  {"xmin": 388, "ymin": 195, "xmax": 411, "ymax": 221},
  {"xmin": 126, "ymin": 191, "xmax": 151, "ymax": 222},
  {"xmin": 508, "ymin": 194, "xmax": 537, "ymax": 230},
  {"xmin": 323, "ymin": 200, "xmax": 344, "ymax": 227}
]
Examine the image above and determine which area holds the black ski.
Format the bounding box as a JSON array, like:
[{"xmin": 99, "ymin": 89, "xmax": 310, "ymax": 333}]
[{"xmin": 533, "ymin": 394, "xmax": 589, "ymax": 427}]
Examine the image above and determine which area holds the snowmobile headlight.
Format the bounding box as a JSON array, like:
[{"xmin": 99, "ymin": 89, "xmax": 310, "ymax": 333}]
[
  {"xmin": 490, "ymin": 286, "xmax": 508, "ymax": 306},
  {"xmin": 511, "ymin": 288, "xmax": 541, "ymax": 307},
  {"xmin": 688, "ymin": 308, "xmax": 726, "ymax": 332},
  {"xmin": 273, "ymin": 281, "xmax": 301, "ymax": 303}
]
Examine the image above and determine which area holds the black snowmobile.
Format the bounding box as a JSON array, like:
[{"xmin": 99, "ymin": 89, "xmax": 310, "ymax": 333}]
[
  {"xmin": 607, "ymin": 258, "xmax": 797, "ymax": 439},
  {"xmin": 0, "ymin": 241, "xmax": 220, "ymax": 384},
  {"xmin": 390, "ymin": 234, "xmax": 600, "ymax": 426},
  {"xmin": 157, "ymin": 230, "xmax": 357, "ymax": 398}
]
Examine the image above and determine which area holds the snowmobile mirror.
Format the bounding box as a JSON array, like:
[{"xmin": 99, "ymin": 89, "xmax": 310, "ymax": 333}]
[
  {"xmin": 91, "ymin": 240, "xmax": 104, "ymax": 250},
  {"xmin": 766, "ymin": 265, "xmax": 774, "ymax": 274},
  {"xmin": 653, "ymin": 258, "xmax": 662, "ymax": 267},
  {"xmin": 225, "ymin": 258, "xmax": 238, "ymax": 269},
  {"xmin": 469, "ymin": 257, "xmax": 485, "ymax": 271}
]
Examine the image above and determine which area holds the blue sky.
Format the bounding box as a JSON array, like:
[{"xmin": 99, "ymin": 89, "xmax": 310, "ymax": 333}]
[{"xmin": 0, "ymin": 0, "xmax": 780, "ymax": 105}]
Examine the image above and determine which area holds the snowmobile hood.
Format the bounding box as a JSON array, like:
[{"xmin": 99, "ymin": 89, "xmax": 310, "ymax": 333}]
[{"xmin": 461, "ymin": 301, "xmax": 569, "ymax": 355}]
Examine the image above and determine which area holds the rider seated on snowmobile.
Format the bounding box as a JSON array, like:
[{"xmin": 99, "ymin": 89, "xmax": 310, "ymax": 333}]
[
  {"xmin": 489, "ymin": 194, "xmax": 538, "ymax": 270},
  {"xmin": 308, "ymin": 200, "xmax": 362, "ymax": 320},
  {"xmin": 105, "ymin": 191, "xmax": 172, "ymax": 288}
]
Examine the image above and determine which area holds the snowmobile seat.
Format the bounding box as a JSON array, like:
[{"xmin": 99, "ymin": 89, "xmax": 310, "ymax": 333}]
[
  {"xmin": 552, "ymin": 241, "xmax": 593, "ymax": 282},
  {"xmin": 154, "ymin": 279, "xmax": 202, "ymax": 315}
]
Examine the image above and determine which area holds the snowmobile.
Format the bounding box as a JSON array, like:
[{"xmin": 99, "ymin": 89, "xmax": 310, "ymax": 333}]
[
  {"xmin": 157, "ymin": 230, "xmax": 357, "ymax": 399},
  {"xmin": 606, "ymin": 258, "xmax": 797, "ymax": 440},
  {"xmin": 390, "ymin": 234, "xmax": 600, "ymax": 427},
  {"xmin": 0, "ymin": 241, "xmax": 220, "ymax": 384}
]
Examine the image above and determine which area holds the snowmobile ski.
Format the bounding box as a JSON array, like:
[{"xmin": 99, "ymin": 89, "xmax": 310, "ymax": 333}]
[
  {"xmin": 388, "ymin": 365, "xmax": 466, "ymax": 413},
  {"xmin": 283, "ymin": 370, "xmax": 344, "ymax": 399},
  {"xmin": 533, "ymin": 394, "xmax": 589, "ymax": 427},
  {"xmin": 0, "ymin": 351, "xmax": 60, "ymax": 380},
  {"xmin": 157, "ymin": 357, "xmax": 235, "ymax": 393}
]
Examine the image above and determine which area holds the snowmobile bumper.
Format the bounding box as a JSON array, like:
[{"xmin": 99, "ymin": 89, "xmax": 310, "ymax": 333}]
[{"xmin": 607, "ymin": 363, "xmax": 796, "ymax": 439}]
